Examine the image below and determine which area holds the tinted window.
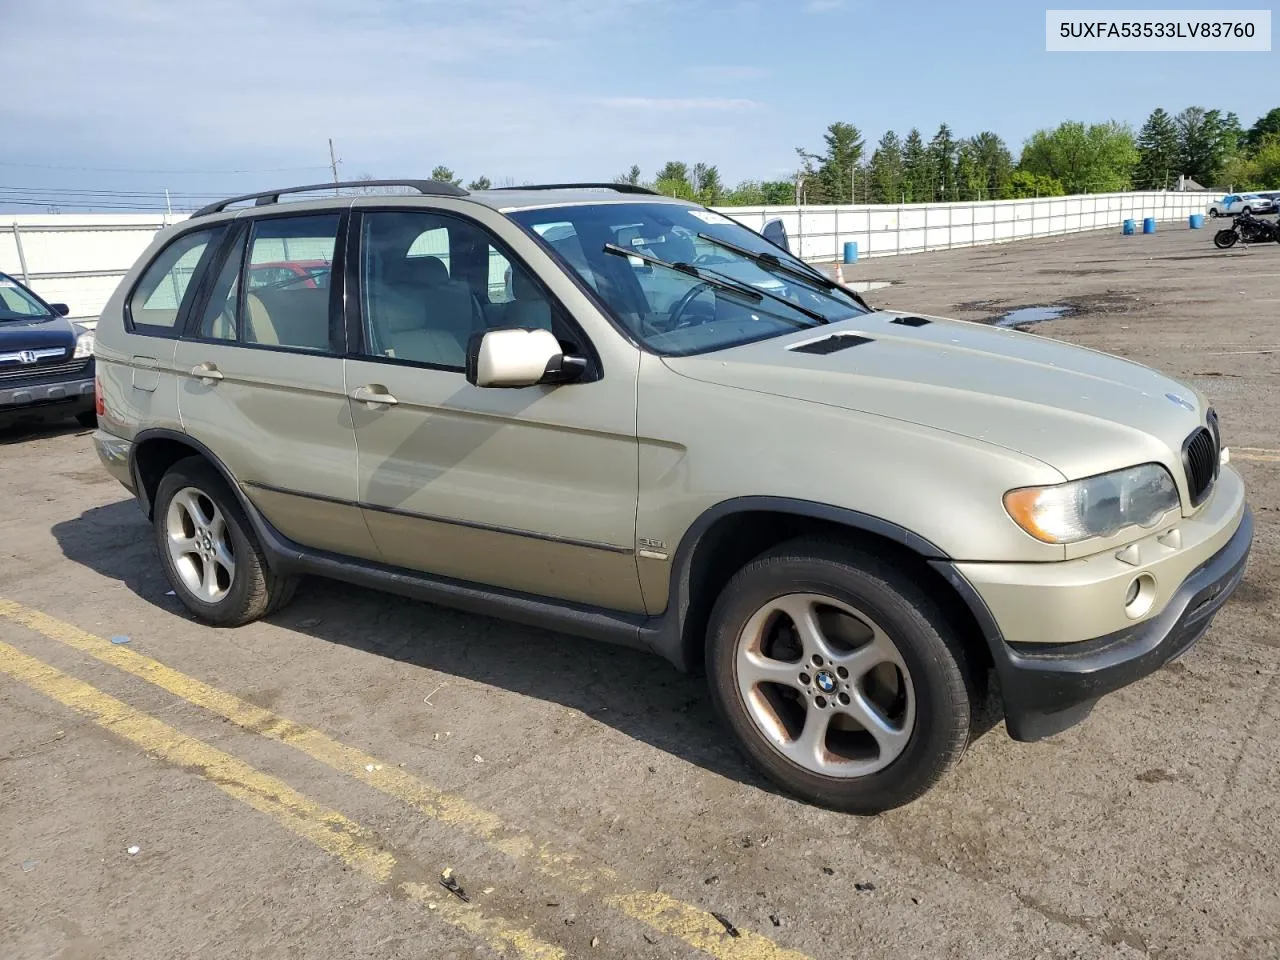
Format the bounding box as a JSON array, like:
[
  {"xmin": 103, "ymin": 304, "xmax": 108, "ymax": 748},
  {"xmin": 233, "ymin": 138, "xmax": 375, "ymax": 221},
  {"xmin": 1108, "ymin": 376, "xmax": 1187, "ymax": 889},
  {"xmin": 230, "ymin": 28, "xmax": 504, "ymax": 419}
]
[
  {"xmin": 129, "ymin": 228, "xmax": 219, "ymax": 330},
  {"xmin": 241, "ymin": 215, "xmax": 339, "ymax": 351},
  {"xmin": 359, "ymin": 211, "xmax": 556, "ymax": 369}
]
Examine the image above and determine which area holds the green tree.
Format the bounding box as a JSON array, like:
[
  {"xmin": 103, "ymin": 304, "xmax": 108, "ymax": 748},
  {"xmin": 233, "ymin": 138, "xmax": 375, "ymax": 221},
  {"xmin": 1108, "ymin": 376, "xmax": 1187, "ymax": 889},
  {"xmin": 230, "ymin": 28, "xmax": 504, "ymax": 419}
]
[
  {"xmin": 816, "ymin": 122, "xmax": 865, "ymax": 203},
  {"xmin": 614, "ymin": 164, "xmax": 643, "ymax": 186},
  {"xmin": 655, "ymin": 161, "xmax": 689, "ymax": 185},
  {"xmin": 430, "ymin": 165, "xmax": 462, "ymax": 186},
  {"xmin": 954, "ymin": 141, "xmax": 987, "ymax": 201},
  {"xmin": 868, "ymin": 131, "xmax": 904, "ymax": 203},
  {"xmin": 1001, "ymin": 170, "xmax": 1066, "ymax": 198},
  {"xmin": 1135, "ymin": 108, "xmax": 1181, "ymax": 190},
  {"xmin": 722, "ymin": 181, "xmax": 765, "ymax": 205},
  {"xmin": 967, "ymin": 131, "xmax": 1013, "ymax": 199},
  {"xmin": 1245, "ymin": 108, "xmax": 1280, "ymax": 151},
  {"xmin": 466, "ymin": 175, "xmax": 492, "ymax": 190},
  {"xmin": 1176, "ymin": 107, "xmax": 1228, "ymax": 185},
  {"xmin": 900, "ymin": 128, "xmax": 932, "ymax": 202},
  {"xmin": 692, "ymin": 163, "xmax": 724, "ymax": 204},
  {"xmin": 928, "ymin": 123, "xmax": 958, "ymax": 200},
  {"xmin": 761, "ymin": 180, "xmax": 795, "ymax": 205},
  {"xmin": 1019, "ymin": 120, "xmax": 1137, "ymax": 193}
]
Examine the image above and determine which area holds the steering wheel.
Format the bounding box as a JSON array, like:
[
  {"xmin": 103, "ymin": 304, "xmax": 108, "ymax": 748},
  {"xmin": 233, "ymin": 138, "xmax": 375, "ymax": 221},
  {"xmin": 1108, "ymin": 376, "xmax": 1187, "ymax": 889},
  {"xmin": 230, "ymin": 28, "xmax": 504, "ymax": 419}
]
[{"xmin": 659, "ymin": 280, "xmax": 714, "ymax": 333}]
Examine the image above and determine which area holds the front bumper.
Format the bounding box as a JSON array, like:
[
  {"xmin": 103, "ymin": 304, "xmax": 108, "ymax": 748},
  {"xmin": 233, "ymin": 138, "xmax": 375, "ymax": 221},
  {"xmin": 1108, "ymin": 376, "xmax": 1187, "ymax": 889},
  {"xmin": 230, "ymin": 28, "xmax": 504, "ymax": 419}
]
[
  {"xmin": 935, "ymin": 474, "xmax": 1254, "ymax": 741},
  {"xmin": 0, "ymin": 376, "xmax": 95, "ymax": 426}
]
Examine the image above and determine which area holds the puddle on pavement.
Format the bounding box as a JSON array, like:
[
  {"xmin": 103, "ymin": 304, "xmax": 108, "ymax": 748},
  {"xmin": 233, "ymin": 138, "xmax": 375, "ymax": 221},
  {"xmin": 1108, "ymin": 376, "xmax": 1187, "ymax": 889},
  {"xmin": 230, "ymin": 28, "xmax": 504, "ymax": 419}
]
[{"xmin": 995, "ymin": 305, "xmax": 1072, "ymax": 328}]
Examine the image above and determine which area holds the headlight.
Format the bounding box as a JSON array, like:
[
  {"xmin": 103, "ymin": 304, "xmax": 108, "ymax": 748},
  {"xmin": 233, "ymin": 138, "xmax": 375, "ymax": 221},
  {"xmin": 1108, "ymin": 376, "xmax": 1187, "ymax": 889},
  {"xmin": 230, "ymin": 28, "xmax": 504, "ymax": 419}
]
[
  {"xmin": 74, "ymin": 332, "xmax": 95, "ymax": 358},
  {"xmin": 1003, "ymin": 464, "xmax": 1179, "ymax": 544}
]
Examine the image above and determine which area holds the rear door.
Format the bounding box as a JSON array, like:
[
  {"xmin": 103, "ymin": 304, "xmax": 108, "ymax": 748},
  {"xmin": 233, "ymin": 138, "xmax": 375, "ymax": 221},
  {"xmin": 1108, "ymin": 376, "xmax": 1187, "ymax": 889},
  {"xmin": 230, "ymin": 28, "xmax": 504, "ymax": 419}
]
[
  {"xmin": 343, "ymin": 206, "xmax": 644, "ymax": 613},
  {"xmin": 174, "ymin": 209, "xmax": 377, "ymax": 560}
]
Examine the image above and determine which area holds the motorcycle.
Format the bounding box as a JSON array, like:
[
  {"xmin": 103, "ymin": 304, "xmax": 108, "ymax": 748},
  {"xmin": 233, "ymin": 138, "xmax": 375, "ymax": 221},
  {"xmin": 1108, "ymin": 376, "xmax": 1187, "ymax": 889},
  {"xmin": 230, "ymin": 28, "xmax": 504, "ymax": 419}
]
[{"xmin": 1214, "ymin": 211, "xmax": 1280, "ymax": 248}]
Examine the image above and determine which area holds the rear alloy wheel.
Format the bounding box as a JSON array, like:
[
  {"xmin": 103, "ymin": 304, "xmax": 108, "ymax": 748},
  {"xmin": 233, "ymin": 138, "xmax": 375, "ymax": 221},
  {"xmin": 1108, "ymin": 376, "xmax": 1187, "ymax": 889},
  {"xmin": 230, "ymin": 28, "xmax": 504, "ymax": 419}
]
[
  {"xmin": 153, "ymin": 457, "xmax": 298, "ymax": 626},
  {"xmin": 706, "ymin": 539, "xmax": 975, "ymax": 813}
]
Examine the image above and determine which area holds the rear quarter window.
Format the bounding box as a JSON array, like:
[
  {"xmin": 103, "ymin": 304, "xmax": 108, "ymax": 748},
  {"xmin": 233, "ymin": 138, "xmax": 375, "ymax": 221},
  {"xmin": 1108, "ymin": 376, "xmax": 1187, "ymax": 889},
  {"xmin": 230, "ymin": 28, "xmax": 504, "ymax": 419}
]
[{"xmin": 127, "ymin": 227, "xmax": 223, "ymax": 334}]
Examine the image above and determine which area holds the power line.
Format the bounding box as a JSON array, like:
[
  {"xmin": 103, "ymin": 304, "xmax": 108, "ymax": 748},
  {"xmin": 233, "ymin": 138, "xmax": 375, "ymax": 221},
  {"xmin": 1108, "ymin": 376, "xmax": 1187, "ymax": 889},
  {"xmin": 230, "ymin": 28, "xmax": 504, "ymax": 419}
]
[{"xmin": 0, "ymin": 161, "xmax": 331, "ymax": 175}]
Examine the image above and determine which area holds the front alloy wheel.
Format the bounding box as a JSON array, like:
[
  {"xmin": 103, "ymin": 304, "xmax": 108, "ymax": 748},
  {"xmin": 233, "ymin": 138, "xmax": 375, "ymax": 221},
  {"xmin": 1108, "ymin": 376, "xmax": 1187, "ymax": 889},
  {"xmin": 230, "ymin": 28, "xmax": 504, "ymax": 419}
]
[
  {"xmin": 706, "ymin": 539, "xmax": 976, "ymax": 814},
  {"xmin": 736, "ymin": 593, "xmax": 915, "ymax": 777}
]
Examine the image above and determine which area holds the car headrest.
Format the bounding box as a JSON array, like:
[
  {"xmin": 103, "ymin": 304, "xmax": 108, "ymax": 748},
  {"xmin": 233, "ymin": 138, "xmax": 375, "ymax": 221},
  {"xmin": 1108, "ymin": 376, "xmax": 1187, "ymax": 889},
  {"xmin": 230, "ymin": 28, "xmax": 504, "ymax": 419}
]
[
  {"xmin": 406, "ymin": 255, "xmax": 449, "ymax": 287},
  {"xmin": 511, "ymin": 268, "xmax": 541, "ymax": 302}
]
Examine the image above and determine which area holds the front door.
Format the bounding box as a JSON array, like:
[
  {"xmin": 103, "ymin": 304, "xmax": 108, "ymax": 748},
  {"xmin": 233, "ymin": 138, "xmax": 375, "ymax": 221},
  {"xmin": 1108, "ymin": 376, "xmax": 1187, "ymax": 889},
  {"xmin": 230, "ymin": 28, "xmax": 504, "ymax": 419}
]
[
  {"xmin": 174, "ymin": 210, "xmax": 377, "ymax": 560},
  {"xmin": 344, "ymin": 208, "xmax": 643, "ymax": 613}
]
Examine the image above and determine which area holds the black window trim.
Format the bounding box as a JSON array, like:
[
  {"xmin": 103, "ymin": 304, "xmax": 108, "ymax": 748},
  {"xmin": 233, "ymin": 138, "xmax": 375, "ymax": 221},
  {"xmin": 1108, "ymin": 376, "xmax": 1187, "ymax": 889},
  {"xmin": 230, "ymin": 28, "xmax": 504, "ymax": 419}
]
[
  {"xmin": 178, "ymin": 207, "xmax": 350, "ymax": 358},
  {"xmin": 344, "ymin": 205, "xmax": 603, "ymax": 382},
  {"xmin": 125, "ymin": 224, "xmax": 228, "ymax": 339}
]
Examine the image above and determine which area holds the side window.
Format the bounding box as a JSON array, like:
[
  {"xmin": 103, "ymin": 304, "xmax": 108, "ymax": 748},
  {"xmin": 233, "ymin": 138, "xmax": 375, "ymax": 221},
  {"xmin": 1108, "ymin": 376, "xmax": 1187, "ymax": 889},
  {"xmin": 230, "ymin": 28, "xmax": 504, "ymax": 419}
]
[
  {"xmin": 361, "ymin": 211, "xmax": 556, "ymax": 369},
  {"xmin": 129, "ymin": 228, "xmax": 220, "ymax": 331},
  {"xmin": 241, "ymin": 215, "xmax": 340, "ymax": 351},
  {"xmin": 196, "ymin": 227, "xmax": 247, "ymax": 341}
]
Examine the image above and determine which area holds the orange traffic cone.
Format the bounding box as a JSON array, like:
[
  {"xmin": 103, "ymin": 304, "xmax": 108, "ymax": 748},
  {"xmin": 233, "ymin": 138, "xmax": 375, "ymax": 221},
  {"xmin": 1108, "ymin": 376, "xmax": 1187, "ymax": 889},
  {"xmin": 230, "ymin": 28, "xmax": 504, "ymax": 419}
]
[{"xmin": 834, "ymin": 260, "xmax": 846, "ymax": 285}]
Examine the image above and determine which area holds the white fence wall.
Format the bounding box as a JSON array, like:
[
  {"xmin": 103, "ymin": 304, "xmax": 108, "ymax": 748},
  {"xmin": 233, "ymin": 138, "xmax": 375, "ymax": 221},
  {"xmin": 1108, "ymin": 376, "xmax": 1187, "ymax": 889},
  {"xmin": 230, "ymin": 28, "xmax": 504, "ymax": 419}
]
[
  {"xmin": 1, "ymin": 191, "xmax": 1215, "ymax": 321},
  {"xmin": 721, "ymin": 191, "xmax": 1216, "ymax": 263}
]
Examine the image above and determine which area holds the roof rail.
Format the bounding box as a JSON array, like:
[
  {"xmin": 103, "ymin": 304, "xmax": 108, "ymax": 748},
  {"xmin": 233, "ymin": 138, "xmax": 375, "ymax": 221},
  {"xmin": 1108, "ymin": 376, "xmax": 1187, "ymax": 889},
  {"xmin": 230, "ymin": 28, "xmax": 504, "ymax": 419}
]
[
  {"xmin": 190, "ymin": 179, "xmax": 469, "ymax": 218},
  {"xmin": 489, "ymin": 182, "xmax": 660, "ymax": 196}
]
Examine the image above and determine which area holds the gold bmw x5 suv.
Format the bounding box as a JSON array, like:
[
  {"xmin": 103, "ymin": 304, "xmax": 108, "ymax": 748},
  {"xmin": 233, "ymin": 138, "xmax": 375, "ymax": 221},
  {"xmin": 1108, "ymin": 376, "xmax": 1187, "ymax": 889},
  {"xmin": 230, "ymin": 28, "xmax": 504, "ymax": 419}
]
[{"xmin": 91, "ymin": 179, "xmax": 1253, "ymax": 812}]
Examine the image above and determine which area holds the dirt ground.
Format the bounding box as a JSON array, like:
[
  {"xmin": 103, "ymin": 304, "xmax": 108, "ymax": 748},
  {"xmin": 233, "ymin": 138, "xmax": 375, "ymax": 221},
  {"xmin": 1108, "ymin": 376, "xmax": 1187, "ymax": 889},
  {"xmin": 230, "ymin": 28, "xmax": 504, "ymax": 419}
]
[{"xmin": 2, "ymin": 224, "xmax": 1278, "ymax": 960}]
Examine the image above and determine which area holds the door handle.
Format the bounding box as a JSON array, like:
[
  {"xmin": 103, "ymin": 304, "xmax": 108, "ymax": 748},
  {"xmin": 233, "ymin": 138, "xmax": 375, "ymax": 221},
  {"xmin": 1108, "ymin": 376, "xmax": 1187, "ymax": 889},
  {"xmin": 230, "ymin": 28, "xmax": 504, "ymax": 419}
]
[
  {"xmin": 351, "ymin": 384, "xmax": 398, "ymax": 406},
  {"xmin": 190, "ymin": 362, "xmax": 224, "ymax": 384}
]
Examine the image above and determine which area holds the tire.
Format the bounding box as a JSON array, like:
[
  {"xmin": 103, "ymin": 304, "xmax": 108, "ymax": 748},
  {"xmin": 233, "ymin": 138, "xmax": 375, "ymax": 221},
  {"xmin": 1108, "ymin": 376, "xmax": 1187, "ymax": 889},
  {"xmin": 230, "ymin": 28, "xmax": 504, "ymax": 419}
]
[
  {"xmin": 153, "ymin": 456, "xmax": 298, "ymax": 626},
  {"xmin": 705, "ymin": 538, "xmax": 975, "ymax": 814},
  {"xmin": 75, "ymin": 410, "xmax": 98, "ymax": 429},
  {"xmin": 1214, "ymin": 229, "xmax": 1238, "ymax": 249}
]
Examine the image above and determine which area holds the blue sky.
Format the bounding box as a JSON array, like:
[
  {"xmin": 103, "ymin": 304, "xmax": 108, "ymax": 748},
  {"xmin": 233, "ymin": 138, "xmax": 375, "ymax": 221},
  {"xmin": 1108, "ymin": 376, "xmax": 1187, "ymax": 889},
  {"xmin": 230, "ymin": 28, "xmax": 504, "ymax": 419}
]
[{"xmin": 2, "ymin": 0, "xmax": 1276, "ymax": 210}]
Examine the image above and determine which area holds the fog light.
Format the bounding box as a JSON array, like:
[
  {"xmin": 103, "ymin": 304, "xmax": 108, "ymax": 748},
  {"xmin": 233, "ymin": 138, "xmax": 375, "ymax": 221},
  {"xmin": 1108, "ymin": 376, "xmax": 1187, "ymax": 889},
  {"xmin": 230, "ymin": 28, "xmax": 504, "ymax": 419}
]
[{"xmin": 1124, "ymin": 573, "xmax": 1157, "ymax": 619}]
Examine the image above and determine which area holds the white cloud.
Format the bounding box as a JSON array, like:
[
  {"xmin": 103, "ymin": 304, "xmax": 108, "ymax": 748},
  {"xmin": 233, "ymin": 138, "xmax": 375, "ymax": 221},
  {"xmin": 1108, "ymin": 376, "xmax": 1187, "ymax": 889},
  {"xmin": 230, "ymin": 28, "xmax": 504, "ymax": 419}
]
[
  {"xmin": 804, "ymin": 0, "xmax": 846, "ymax": 11},
  {"xmin": 0, "ymin": 0, "xmax": 790, "ymax": 191}
]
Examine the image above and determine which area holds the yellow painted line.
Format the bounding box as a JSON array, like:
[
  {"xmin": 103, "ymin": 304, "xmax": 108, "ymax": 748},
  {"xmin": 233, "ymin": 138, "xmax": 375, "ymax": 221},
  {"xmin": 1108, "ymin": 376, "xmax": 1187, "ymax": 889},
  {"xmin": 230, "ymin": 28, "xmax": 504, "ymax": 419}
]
[
  {"xmin": 0, "ymin": 599, "xmax": 810, "ymax": 960},
  {"xmin": 0, "ymin": 637, "xmax": 565, "ymax": 960}
]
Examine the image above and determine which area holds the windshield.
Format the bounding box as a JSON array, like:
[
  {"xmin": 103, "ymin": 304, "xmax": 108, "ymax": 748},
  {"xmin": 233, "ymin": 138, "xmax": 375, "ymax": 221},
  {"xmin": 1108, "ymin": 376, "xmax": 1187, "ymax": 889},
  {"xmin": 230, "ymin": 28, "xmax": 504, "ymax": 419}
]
[
  {"xmin": 507, "ymin": 202, "xmax": 869, "ymax": 355},
  {"xmin": 0, "ymin": 274, "xmax": 53, "ymax": 322}
]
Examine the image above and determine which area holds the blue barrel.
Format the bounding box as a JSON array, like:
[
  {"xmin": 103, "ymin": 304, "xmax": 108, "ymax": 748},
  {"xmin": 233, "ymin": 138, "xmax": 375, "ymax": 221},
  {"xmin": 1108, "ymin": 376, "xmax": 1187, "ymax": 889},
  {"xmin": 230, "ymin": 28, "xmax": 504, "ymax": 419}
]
[
  {"xmin": 1143, "ymin": 217, "xmax": 1157, "ymax": 234},
  {"xmin": 1189, "ymin": 213, "xmax": 1204, "ymax": 229},
  {"xmin": 1122, "ymin": 219, "xmax": 1135, "ymax": 235},
  {"xmin": 842, "ymin": 241, "xmax": 858, "ymax": 264}
]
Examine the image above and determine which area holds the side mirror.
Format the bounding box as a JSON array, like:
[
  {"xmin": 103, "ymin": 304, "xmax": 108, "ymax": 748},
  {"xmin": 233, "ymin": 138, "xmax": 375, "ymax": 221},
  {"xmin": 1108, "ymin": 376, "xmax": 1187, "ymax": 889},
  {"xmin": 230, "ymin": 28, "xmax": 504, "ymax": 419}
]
[
  {"xmin": 50, "ymin": 303, "xmax": 70, "ymax": 317},
  {"xmin": 465, "ymin": 327, "xmax": 587, "ymax": 388},
  {"xmin": 762, "ymin": 218, "xmax": 790, "ymax": 254}
]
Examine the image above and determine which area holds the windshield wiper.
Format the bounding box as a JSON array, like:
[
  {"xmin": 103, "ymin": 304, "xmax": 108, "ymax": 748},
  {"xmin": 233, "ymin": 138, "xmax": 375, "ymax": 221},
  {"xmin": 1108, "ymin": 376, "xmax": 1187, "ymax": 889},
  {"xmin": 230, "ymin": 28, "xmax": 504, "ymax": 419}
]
[
  {"xmin": 603, "ymin": 242, "xmax": 828, "ymax": 328},
  {"xmin": 694, "ymin": 232, "xmax": 871, "ymax": 310},
  {"xmin": 602, "ymin": 243, "xmax": 765, "ymax": 303}
]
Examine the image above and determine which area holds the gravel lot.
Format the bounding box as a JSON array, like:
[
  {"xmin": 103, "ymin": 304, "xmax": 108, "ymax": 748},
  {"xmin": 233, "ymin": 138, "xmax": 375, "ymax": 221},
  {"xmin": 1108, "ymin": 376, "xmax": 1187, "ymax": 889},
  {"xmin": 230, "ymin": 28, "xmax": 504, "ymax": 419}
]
[{"xmin": 3, "ymin": 224, "xmax": 1278, "ymax": 960}]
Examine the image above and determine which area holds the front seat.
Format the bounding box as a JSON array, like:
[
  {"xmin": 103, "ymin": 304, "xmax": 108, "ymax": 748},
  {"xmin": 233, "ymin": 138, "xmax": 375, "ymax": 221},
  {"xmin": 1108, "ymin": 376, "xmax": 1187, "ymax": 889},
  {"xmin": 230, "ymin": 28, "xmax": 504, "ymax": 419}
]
[
  {"xmin": 502, "ymin": 269, "xmax": 553, "ymax": 332},
  {"xmin": 381, "ymin": 256, "xmax": 484, "ymax": 367}
]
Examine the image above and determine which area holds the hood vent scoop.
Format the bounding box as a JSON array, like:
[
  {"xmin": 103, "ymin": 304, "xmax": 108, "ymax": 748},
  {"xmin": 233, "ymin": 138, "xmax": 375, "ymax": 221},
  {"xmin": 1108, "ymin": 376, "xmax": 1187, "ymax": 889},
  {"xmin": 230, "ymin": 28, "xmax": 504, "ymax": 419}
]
[
  {"xmin": 890, "ymin": 315, "xmax": 931, "ymax": 327},
  {"xmin": 789, "ymin": 333, "xmax": 873, "ymax": 355}
]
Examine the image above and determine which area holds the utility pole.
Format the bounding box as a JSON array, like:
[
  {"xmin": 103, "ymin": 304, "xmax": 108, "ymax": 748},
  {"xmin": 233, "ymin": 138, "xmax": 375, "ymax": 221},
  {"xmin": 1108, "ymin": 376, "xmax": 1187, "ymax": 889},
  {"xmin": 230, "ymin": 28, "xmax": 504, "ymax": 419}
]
[
  {"xmin": 329, "ymin": 138, "xmax": 341, "ymax": 195},
  {"xmin": 164, "ymin": 188, "xmax": 172, "ymax": 222}
]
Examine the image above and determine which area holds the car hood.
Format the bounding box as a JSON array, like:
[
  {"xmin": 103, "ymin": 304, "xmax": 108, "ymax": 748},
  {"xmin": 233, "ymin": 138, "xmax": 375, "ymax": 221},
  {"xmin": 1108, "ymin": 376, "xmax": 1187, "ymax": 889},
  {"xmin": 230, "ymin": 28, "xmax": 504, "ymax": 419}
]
[
  {"xmin": 0, "ymin": 314, "xmax": 78, "ymax": 353},
  {"xmin": 661, "ymin": 310, "xmax": 1207, "ymax": 481}
]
